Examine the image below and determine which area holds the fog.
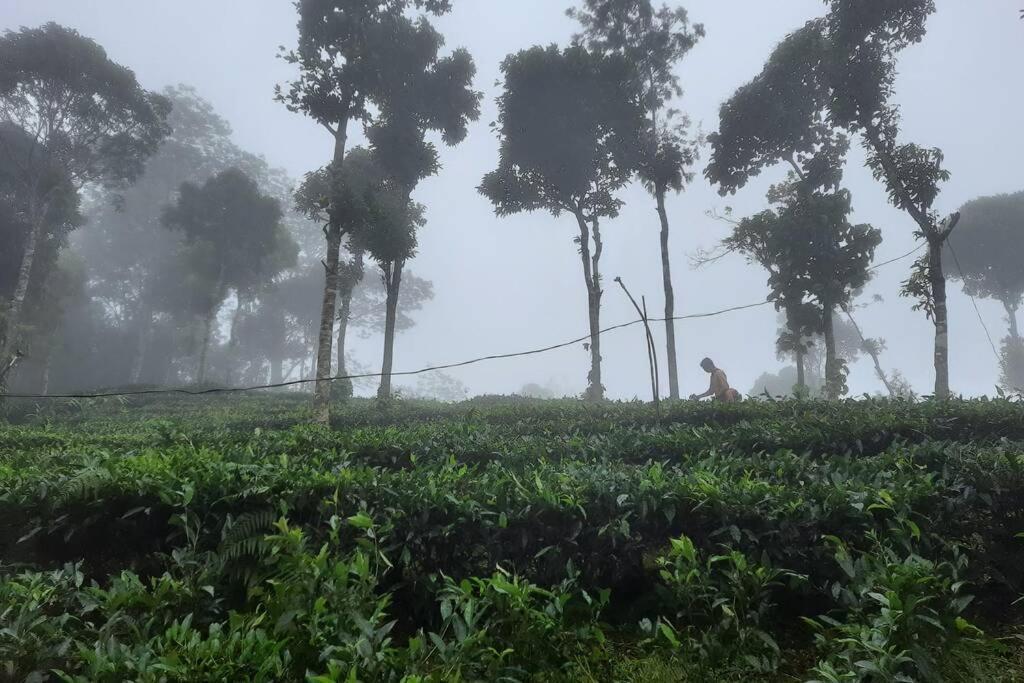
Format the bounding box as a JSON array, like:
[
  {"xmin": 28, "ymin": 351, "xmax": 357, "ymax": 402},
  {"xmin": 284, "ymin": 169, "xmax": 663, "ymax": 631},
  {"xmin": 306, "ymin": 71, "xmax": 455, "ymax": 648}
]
[{"xmin": 3, "ymin": 0, "xmax": 1022, "ymax": 400}]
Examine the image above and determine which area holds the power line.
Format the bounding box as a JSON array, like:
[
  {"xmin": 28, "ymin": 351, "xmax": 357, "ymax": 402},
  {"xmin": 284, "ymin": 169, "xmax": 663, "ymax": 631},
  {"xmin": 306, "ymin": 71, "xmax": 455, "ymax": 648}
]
[
  {"xmin": 868, "ymin": 242, "xmax": 926, "ymax": 273},
  {"xmin": 0, "ymin": 242, "xmax": 928, "ymax": 402},
  {"xmin": 947, "ymin": 238, "xmax": 1001, "ymax": 363},
  {"xmin": 0, "ymin": 300, "xmax": 772, "ymax": 400}
]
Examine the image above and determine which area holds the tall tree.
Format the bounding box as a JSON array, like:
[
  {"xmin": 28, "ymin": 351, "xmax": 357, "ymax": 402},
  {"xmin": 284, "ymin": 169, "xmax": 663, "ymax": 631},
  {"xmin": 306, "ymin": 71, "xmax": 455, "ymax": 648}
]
[
  {"xmin": 570, "ymin": 0, "xmax": 703, "ymax": 400},
  {"xmin": 295, "ymin": 147, "xmax": 399, "ymax": 397},
  {"xmin": 480, "ymin": 44, "xmax": 645, "ymax": 400},
  {"xmin": 943, "ymin": 190, "xmax": 1024, "ymax": 389},
  {"xmin": 727, "ymin": 2, "xmax": 957, "ymax": 396},
  {"xmin": 0, "ymin": 23, "xmax": 170, "ymax": 387},
  {"xmin": 277, "ymin": 0, "xmax": 457, "ymax": 422},
  {"xmin": 0, "ymin": 125, "xmax": 82, "ymax": 392},
  {"xmin": 706, "ymin": 26, "xmax": 884, "ymax": 398},
  {"xmin": 161, "ymin": 168, "xmax": 295, "ymax": 383},
  {"xmin": 720, "ymin": 179, "xmax": 880, "ymax": 399},
  {"xmin": 363, "ymin": 12, "xmax": 479, "ymax": 399}
]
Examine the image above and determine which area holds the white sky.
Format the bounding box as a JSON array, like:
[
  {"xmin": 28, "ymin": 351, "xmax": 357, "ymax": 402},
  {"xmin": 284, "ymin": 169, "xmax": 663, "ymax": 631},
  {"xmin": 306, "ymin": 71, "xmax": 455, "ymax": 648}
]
[{"xmin": 4, "ymin": 1, "xmax": 1023, "ymax": 398}]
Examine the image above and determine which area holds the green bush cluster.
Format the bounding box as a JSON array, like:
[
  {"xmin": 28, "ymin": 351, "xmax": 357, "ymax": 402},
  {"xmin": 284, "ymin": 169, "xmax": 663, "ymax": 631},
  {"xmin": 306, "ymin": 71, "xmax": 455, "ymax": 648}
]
[{"xmin": 2, "ymin": 397, "xmax": 1023, "ymax": 681}]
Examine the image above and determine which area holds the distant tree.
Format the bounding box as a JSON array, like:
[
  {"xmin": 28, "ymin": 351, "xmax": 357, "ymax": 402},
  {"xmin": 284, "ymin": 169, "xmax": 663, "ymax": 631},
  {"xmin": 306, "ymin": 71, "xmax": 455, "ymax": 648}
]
[
  {"xmin": 943, "ymin": 191, "xmax": 1024, "ymax": 390},
  {"xmin": 570, "ymin": 0, "xmax": 703, "ymax": 400},
  {"xmin": 400, "ymin": 370, "xmax": 469, "ymax": 402},
  {"xmin": 277, "ymin": 0, "xmax": 460, "ymax": 423},
  {"xmin": 78, "ymin": 85, "xmax": 300, "ymax": 387},
  {"xmin": 161, "ymin": 168, "xmax": 295, "ymax": 383},
  {"xmin": 722, "ymin": 182, "xmax": 880, "ymax": 399},
  {"xmin": 944, "ymin": 192, "xmax": 1024, "ymax": 340},
  {"xmin": 0, "ymin": 23, "xmax": 170, "ymax": 387},
  {"xmin": 480, "ymin": 44, "xmax": 645, "ymax": 400}
]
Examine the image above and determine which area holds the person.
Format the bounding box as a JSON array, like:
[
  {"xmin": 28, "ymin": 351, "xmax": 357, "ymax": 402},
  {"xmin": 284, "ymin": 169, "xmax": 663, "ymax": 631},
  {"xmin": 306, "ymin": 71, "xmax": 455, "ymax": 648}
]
[{"xmin": 689, "ymin": 357, "xmax": 741, "ymax": 403}]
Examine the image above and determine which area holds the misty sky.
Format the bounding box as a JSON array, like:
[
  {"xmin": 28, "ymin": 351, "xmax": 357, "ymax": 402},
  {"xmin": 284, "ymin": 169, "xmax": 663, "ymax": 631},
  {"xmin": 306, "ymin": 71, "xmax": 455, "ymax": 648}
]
[{"xmin": 4, "ymin": 1, "xmax": 1023, "ymax": 399}]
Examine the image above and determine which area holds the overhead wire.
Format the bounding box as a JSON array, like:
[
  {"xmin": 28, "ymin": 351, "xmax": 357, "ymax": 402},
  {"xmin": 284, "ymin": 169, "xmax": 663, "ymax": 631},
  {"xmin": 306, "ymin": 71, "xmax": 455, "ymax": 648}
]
[{"xmin": 0, "ymin": 242, "xmax": 930, "ymax": 401}]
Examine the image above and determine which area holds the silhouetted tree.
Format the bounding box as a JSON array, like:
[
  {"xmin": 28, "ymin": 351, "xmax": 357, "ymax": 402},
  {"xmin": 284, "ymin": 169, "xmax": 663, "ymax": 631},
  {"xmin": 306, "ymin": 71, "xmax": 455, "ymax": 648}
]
[
  {"xmin": 480, "ymin": 44, "xmax": 645, "ymax": 400},
  {"xmin": 0, "ymin": 23, "xmax": 169, "ymax": 386},
  {"xmin": 944, "ymin": 190, "xmax": 1024, "ymax": 389},
  {"xmin": 707, "ymin": 28, "xmax": 880, "ymax": 399},
  {"xmin": 363, "ymin": 12, "xmax": 479, "ymax": 399},
  {"xmin": 277, "ymin": 0, "xmax": 460, "ymax": 422},
  {"xmin": 161, "ymin": 168, "xmax": 295, "ymax": 383},
  {"xmin": 570, "ymin": 0, "xmax": 703, "ymax": 400},
  {"xmin": 78, "ymin": 86, "xmax": 298, "ymax": 387},
  {"xmin": 725, "ymin": 2, "xmax": 957, "ymax": 396}
]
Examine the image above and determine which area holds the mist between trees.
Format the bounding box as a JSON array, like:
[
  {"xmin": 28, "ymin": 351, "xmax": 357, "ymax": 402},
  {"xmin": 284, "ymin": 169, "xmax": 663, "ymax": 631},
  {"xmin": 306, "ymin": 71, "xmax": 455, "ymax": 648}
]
[{"xmin": 2, "ymin": 2, "xmax": 1022, "ymax": 421}]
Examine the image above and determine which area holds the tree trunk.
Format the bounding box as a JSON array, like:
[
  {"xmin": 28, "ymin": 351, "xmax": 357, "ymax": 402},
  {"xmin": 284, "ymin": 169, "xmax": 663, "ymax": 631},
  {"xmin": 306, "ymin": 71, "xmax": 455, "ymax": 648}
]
[
  {"xmin": 795, "ymin": 344, "xmax": 806, "ymax": 395},
  {"xmin": 312, "ymin": 124, "xmax": 350, "ymax": 424},
  {"xmin": 39, "ymin": 345, "xmax": 51, "ymax": 395},
  {"xmin": 130, "ymin": 301, "xmax": 153, "ymax": 385},
  {"xmin": 842, "ymin": 304, "xmax": 896, "ymax": 398},
  {"xmin": 928, "ymin": 237, "xmax": 950, "ymax": 399},
  {"xmin": 270, "ymin": 356, "xmax": 283, "ymax": 385},
  {"xmin": 197, "ymin": 311, "xmax": 215, "ymax": 385},
  {"xmin": 822, "ymin": 304, "xmax": 839, "ymax": 400},
  {"xmin": 335, "ymin": 251, "xmax": 364, "ymax": 400},
  {"xmin": 1, "ymin": 213, "xmax": 44, "ymax": 375},
  {"xmin": 226, "ymin": 293, "xmax": 245, "ymax": 386},
  {"xmin": 377, "ymin": 260, "xmax": 403, "ymax": 400},
  {"xmin": 1005, "ymin": 300, "xmax": 1021, "ymax": 341},
  {"xmin": 655, "ymin": 188, "xmax": 680, "ymax": 400},
  {"xmin": 574, "ymin": 211, "xmax": 604, "ymax": 401}
]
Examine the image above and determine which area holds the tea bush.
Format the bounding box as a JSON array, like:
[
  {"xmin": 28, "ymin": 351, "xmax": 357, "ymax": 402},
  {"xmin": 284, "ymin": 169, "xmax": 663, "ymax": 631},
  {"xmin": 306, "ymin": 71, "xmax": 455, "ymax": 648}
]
[{"xmin": 2, "ymin": 396, "xmax": 1023, "ymax": 680}]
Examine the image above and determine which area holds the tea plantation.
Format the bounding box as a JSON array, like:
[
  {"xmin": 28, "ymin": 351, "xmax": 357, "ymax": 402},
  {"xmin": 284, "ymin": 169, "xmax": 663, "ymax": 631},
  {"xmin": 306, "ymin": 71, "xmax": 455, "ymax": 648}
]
[{"xmin": 2, "ymin": 396, "xmax": 1024, "ymax": 681}]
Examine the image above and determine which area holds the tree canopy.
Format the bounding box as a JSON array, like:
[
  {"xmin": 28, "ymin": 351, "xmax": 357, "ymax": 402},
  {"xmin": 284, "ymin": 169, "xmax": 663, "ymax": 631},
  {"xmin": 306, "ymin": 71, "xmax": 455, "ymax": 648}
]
[
  {"xmin": 480, "ymin": 44, "xmax": 644, "ymax": 220},
  {"xmin": 944, "ymin": 191, "xmax": 1024, "ymax": 314}
]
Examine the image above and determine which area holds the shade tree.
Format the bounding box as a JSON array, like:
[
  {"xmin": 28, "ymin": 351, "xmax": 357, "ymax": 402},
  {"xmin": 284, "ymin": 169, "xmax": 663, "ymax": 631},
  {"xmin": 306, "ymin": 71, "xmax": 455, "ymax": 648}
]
[
  {"xmin": 943, "ymin": 190, "xmax": 1024, "ymax": 389},
  {"xmin": 0, "ymin": 23, "xmax": 170, "ymax": 386},
  {"xmin": 480, "ymin": 44, "xmax": 646, "ymax": 400},
  {"xmin": 161, "ymin": 168, "xmax": 296, "ymax": 383},
  {"xmin": 277, "ymin": 0, "xmax": 470, "ymax": 421},
  {"xmin": 570, "ymin": 0, "xmax": 703, "ymax": 399}
]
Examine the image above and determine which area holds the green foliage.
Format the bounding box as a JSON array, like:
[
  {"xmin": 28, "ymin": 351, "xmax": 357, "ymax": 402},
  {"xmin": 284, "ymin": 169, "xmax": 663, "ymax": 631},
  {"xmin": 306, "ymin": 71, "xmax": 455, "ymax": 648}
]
[
  {"xmin": 806, "ymin": 535, "xmax": 979, "ymax": 682},
  {"xmin": 479, "ymin": 44, "xmax": 644, "ymax": 219},
  {"xmin": 2, "ymin": 397, "xmax": 1024, "ymax": 680},
  {"xmin": 944, "ymin": 191, "xmax": 1024, "ymax": 314},
  {"xmin": 646, "ymin": 535, "xmax": 794, "ymax": 675}
]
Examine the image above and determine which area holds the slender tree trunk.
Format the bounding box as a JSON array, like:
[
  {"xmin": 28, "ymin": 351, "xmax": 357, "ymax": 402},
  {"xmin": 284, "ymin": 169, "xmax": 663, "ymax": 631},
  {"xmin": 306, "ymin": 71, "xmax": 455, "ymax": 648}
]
[
  {"xmin": 39, "ymin": 345, "xmax": 51, "ymax": 395},
  {"xmin": 822, "ymin": 304, "xmax": 840, "ymax": 400},
  {"xmin": 1, "ymin": 212, "xmax": 44, "ymax": 377},
  {"xmin": 795, "ymin": 345, "xmax": 806, "ymax": 395},
  {"xmin": 226, "ymin": 293, "xmax": 245, "ymax": 386},
  {"xmin": 862, "ymin": 122, "xmax": 954, "ymax": 398},
  {"xmin": 197, "ymin": 311, "xmax": 215, "ymax": 385},
  {"xmin": 927, "ymin": 237, "xmax": 950, "ymax": 399},
  {"xmin": 312, "ymin": 124, "xmax": 350, "ymax": 424},
  {"xmin": 130, "ymin": 301, "xmax": 153, "ymax": 385},
  {"xmin": 1005, "ymin": 300, "xmax": 1021, "ymax": 341},
  {"xmin": 842, "ymin": 304, "xmax": 896, "ymax": 398},
  {"xmin": 335, "ymin": 251, "xmax": 363, "ymax": 400},
  {"xmin": 784, "ymin": 304, "xmax": 807, "ymax": 395},
  {"xmin": 574, "ymin": 211, "xmax": 604, "ymax": 401},
  {"xmin": 377, "ymin": 260, "xmax": 403, "ymax": 400},
  {"xmin": 655, "ymin": 188, "xmax": 680, "ymax": 400}
]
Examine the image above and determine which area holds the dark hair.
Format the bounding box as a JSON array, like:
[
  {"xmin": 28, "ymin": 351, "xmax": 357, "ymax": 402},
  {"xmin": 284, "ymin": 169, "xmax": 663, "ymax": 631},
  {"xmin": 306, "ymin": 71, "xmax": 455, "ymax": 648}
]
[{"xmin": 700, "ymin": 357, "xmax": 714, "ymax": 369}]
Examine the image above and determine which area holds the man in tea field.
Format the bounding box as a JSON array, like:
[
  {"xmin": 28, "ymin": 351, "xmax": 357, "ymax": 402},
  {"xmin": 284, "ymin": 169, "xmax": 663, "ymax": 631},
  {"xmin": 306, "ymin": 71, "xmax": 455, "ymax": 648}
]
[{"xmin": 690, "ymin": 357, "xmax": 741, "ymax": 403}]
